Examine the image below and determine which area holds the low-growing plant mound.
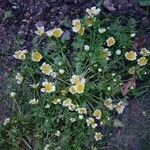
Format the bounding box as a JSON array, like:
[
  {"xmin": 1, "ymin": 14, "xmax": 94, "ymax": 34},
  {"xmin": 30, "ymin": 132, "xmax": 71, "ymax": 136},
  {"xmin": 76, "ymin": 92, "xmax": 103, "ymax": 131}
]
[{"xmin": 1, "ymin": 6, "xmax": 150, "ymax": 150}]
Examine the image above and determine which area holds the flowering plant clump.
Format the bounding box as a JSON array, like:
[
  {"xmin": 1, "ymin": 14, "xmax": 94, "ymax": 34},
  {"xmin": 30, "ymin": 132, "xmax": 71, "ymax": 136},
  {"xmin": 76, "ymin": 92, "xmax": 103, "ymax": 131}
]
[{"xmin": 1, "ymin": 6, "xmax": 150, "ymax": 149}]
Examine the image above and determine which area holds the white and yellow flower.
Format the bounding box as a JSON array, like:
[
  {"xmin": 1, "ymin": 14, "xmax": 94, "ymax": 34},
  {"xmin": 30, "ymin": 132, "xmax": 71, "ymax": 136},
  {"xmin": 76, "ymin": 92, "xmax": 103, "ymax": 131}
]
[
  {"xmin": 84, "ymin": 45, "xmax": 90, "ymax": 51},
  {"xmin": 137, "ymin": 57, "xmax": 148, "ymax": 66},
  {"xmin": 40, "ymin": 62, "xmax": 53, "ymax": 75},
  {"xmin": 13, "ymin": 50, "xmax": 28, "ymax": 60},
  {"xmin": 10, "ymin": 92, "xmax": 16, "ymax": 98},
  {"xmin": 31, "ymin": 51, "xmax": 42, "ymax": 62},
  {"xmin": 74, "ymin": 82, "xmax": 85, "ymax": 94},
  {"xmin": 125, "ymin": 51, "xmax": 137, "ymax": 61},
  {"xmin": 86, "ymin": 6, "xmax": 101, "ymax": 18},
  {"xmin": 69, "ymin": 86, "xmax": 77, "ymax": 95},
  {"xmin": 104, "ymin": 98, "xmax": 113, "ymax": 110},
  {"xmin": 106, "ymin": 37, "xmax": 115, "ymax": 47},
  {"xmin": 55, "ymin": 130, "xmax": 61, "ymax": 137},
  {"xmin": 35, "ymin": 26, "xmax": 45, "ymax": 36},
  {"xmin": 70, "ymin": 118, "xmax": 76, "ymax": 122},
  {"xmin": 86, "ymin": 117, "xmax": 97, "ymax": 128},
  {"xmin": 59, "ymin": 69, "xmax": 65, "ymax": 75},
  {"xmin": 103, "ymin": 48, "xmax": 112, "ymax": 60},
  {"xmin": 15, "ymin": 73, "xmax": 24, "ymax": 84},
  {"xmin": 41, "ymin": 81, "xmax": 55, "ymax": 93},
  {"xmin": 68, "ymin": 103, "xmax": 76, "ymax": 111},
  {"xmin": 77, "ymin": 107, "xmax": 87, "ymax": 114},
  {"xmin": 114, "ymin": 101, "xmax": 125, "ymax": 114},
  {"xmin": 128, "ymin": 67, "xmax": 135, "ymax": 74},
  {"xmin": 29, "ymin": 99, "xmax": 39, "ymax": 105},
  {"xmin": 29, "ymin": 83, "xmax": 39, "ymax": 89},
  {"xmin": 93, "ymin": 109, "xmax": 102, "ymax": 120},
  {"xmin": 85, "ymin": 17, "xmax": 95, "ymax": 27},
  {"xmin": 72, "ymin": 19, "xmax": 85, "ymax": 36},
  {"xmin": 3, "ymin": 118, "xmax": 11, "ymax": 126},
  {"xmin": 62, "ymin": 98, "xmax": 72, "ymax": 107},
  {"xmin": 72, "ymin": 19, "xmax": 81, "ymax": 33},
  {"xmin": 140, "ymin": 48, "xmax": 150, "ymax": 56},
  {"xmin": 94, "ymin": 132, "xmax": 103, "ymax": 141},
  {"xmin": 52, "ymin": 98, "xmax": 61, "ymax": 105},
  {"xmin": 98, "ymin": 28, "xmax": 106, "ymax": 34},
  {"xmin": 70, "ymin": 75, "xmax": 80, "ymax": 85},
  {"xmin": 46, "ymin": 28, "xmax": 63, "ymax": 38}
]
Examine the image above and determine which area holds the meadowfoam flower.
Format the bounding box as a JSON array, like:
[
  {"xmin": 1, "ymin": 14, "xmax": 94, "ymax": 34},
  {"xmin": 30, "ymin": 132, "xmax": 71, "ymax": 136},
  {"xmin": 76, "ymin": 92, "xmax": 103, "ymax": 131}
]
[
  {"xmin": 107, "ymin": 86, "xmax": 111, "ymax": 91},
  {"xmin": 44, "ymin": 144, "xmax": 50, "ymax": 150},
  {"xmin": 116, "ymin": 49, "xmax": 122, "ymax": 55},
  {"xmin": 15, "ymin": 73, "xmax": 24, "ymax": 84},
  {"xmin": 79, "ymin": 115, "xmax": 84, "ymax": 120},
  {"xmin": 137, "ymin": 57, "xmax": 148, "ymax": 66},
  {"xmin": 93, "ymin": 109, "xmax": 102, "ymax": 120},
  {"xmin": 46, "ymin": 29, "xmax": 53, "ymax": 37},
  {"xmin": 59, "ymin": 69, "xmax": 65, "ymax": 75},
  {"xmin": 98, "ymin": 68, "xmax": 102, "ymax": 72},
  {"xmin": 125, "ymin": 51, "xmax": 137, "ymax": 61},
  {"xmin": 104, "ymin": 98, "xmax": 113, "ymax": 110},
  {"xmin": 13, "ymin": 50, "xmax": 28, "ymax": 60},
  {"xmin": 52, "ymin": 98, "xmax": 61, "ymax": 105},
  {"xmin": 114, "ymin": 101, "xmax": 125, "ymax": 114},
  {"xmin": 94, "ymin": 132, "xmax": 103, "ymax": 141},
  {"xmin": 68, "ymin": 103, "xmax": 76, "ymax": 111},
  {"xmin": 72, "ymin": 19, "xmax": 81, "ymax": 32},
  {"xmin": 140, "ymin": 48, "xmax": 150, "ymax": 56},
  {"xmin": 74, "ymin": 82, "xmax": 85, "ymax": 94},
  {"xmin": 52, "ymin": 28, "xmax": 63, "ymax": 38},
  {"xmin": 29, "ymin": 99, "xmax": 39, "ymax": 105},
  {"xmin": 70, "ymin": 75, "xmax": 80, "ymax": 85},
  {"xmin": 51, "ymin": 72, "xmax": 57, "ymax": 78},
  {"xmin": 86, "ymin": 117, "xmax": 97, "ymax": 128},
  {"xmin": 55, "ymin": 130, "xmax": 61, "ymax": 137},
  {"xmin": 62, "ymin": 98, "xmax": 72, "ymax": 107},
  {"xmin": 10, "ymin": 92, "xmax": 16, "ymax": 98},
  {"xmin": 84, "ymin": 45, "xmax": 90, "ymax": 51},
  {"xmin": 106, "ymin": 37, "xmax": 115, "ymax": 47},
  {"xmin": 128, "ymin": 67, "xmax": 135, "ymax": 74},
  {"xmin": 86, "ymin": 6, "xmax": 101, "ymax": 18},
  {"xmin": 77, "ymin": 108, "xmax": 87, "ymax": 114},
  {"xmin": 91, "ymin": 146, "xmax": 97, "ymax": 150},
  {"xmin": 45, "ymin": 104, "xmax": 50, "ymax": 108},
  {"xmin": 61, "ymin": 90, "xmax": 67, "ymax": 96},
  {"xmin": 3, "ymin": 118, "xmax": 11, "ymax": 126},
  {"xmin": 85, "ymin": 17, "xmax": 95, "ymax": 27},
  {"xmin": 78, "ymin": 27, "xmax": 85, "ymax": 36},
  {"xmin": 41, "ymin": 81, "xmax": 55, "ymax": 93},
  {"xmin": 98, "ymin": 28, "xmax": 106, "ymax": 34},
  {"xmin": 103, "ymin": 48, "xmax": 112, "ymax": 60},
  {"xmin": 130, "ymin": 33, "xmax": 136, "ymax": 38},
  {"xmin": 40, "ymin": 62, "xmax": 53, "ymax": 75},
  {"xmin": 31, "ymin": 51, "xmax": 42, "ymax": 62},
  {"xmin": 69, "ymin": 86, "xmax": 77, "ymax": 95},
  {"xmin": 29, "ymin": 83, "xmax": 39, "ymax": 89},
  {"xmin": 70, "ymin": 118, "xmax": 76, "ymax": 122},
  {"xmin": 35, "ymin": 26, "xmax": 45, "ymax": 36}
]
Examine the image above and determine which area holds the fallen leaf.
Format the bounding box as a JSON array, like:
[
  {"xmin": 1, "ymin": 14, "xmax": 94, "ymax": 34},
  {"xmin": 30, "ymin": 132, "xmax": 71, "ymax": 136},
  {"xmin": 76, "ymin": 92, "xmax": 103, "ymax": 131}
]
[{"xmin": 121, "ymin": 77, "xmax": 136, "ymax": 96}]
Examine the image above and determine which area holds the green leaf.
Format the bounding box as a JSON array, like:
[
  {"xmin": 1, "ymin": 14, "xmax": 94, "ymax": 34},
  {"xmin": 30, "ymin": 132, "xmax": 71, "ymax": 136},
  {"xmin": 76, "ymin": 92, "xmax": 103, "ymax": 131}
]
[
  {"xmin": 138, "ymin": 0, "xmax": 150, "ymax": 6},
  {"xmin": 3, "ymin": 11, "xmax": 12, "ymax": 21}
]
